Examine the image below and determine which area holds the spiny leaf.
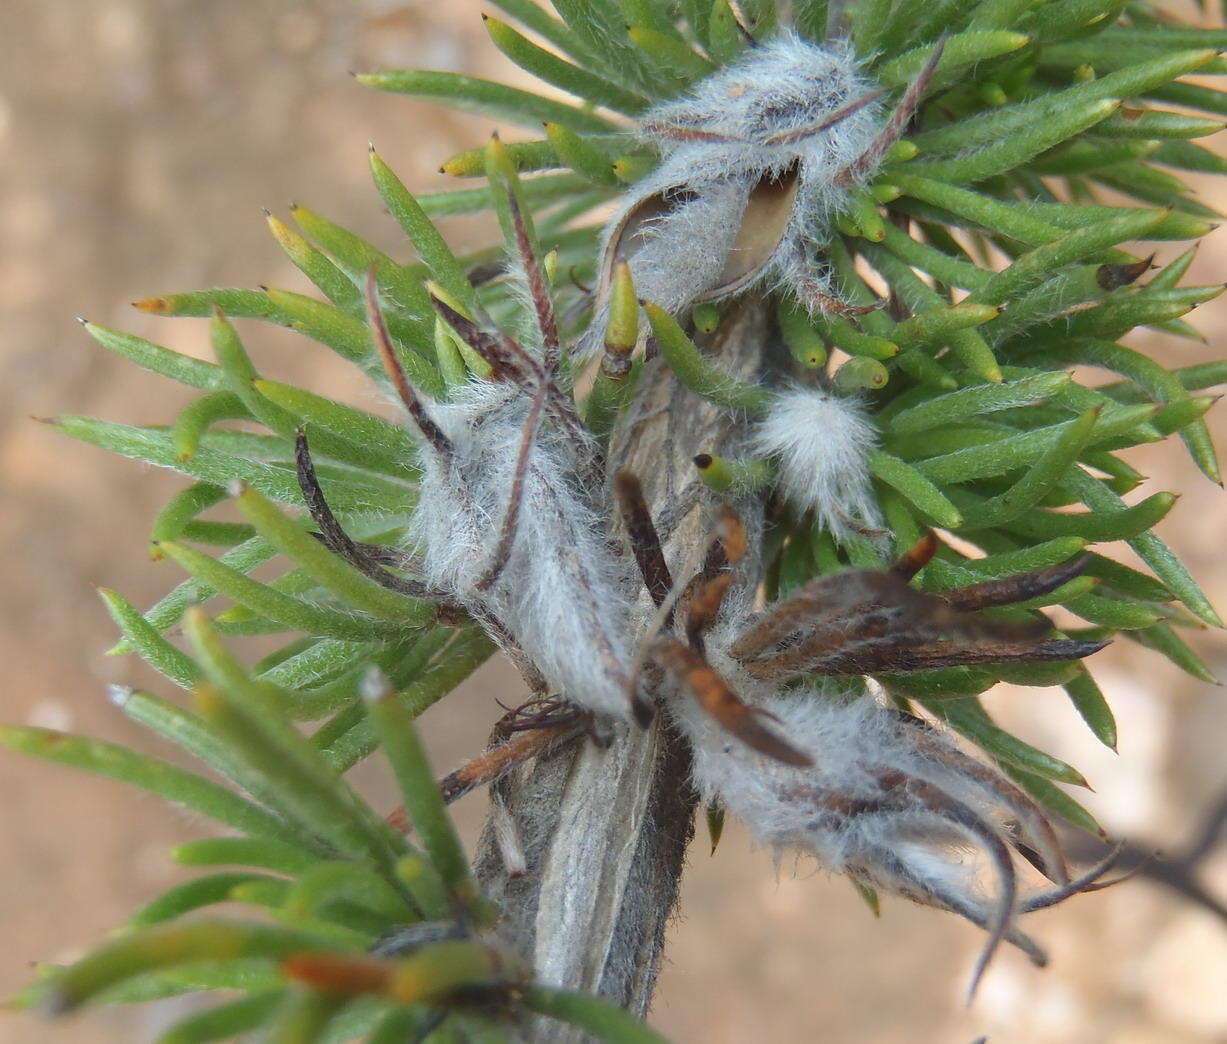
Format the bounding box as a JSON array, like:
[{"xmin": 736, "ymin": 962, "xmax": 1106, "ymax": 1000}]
[
  {"xmin": 319, "ymin": 629, "xmax": 495, "ymax": 772},
  {"xmin": 886, "ymin": 372, "xmax": 1070, "ymax": 435},
  {"xmin": 868, "ymin": 452, "xmax": 963, "ymax": 529},
  {"xmin": 362, "ymin": 669, "xmax": 490, "ymax": 922},
  {"xmin": 192, "ymin": 683, "xmax": 411, "ymax": 899},
  {"xmin": 645, "ymin": 303, "xmax": 771, "ymax": 414},
  {"xmin": 173, "ymin": 837, "xmax": 319, "ymax": 876},
  {"xmin": 931, "ymin": 698, "xmax": 1091, "ymax": 787},
  {"xmin": 1130, "ymin": 621, "xmax": 1220, "ymax": 683},
  {"xmin": 912, "ymin": 50, "xmax": 1219, "ymax": 153},
  {"xmin": 98, "ymin": 588, "xmax": 201, "ymax": 688},
  {"xmin": 908, "ymin": 98, "xmax": 1122, "ymax": 184},
  {"xmin": 80, "ymin": 320, "xmax": 223, "ymax": 390},
  {"xmin": 54, "ymin": 416, "xmax": 413, "ymax": 515},
  {"xmin": 876, "ymin": 31, "xmax": 1031, "ymax": 89},
  {"xmin": 131, "ymin": 873, "xmax": 282, "ymax": 927},
  {"xmin": 265, "ymin": 211, "xmax": 360, "ymax": 310},
  {"xmin": 1063, "ymin": 669, "xmax": 1119, "ymax": 750},
  {"xmin": 156, "ymin": 991, "xmax": 285, "ymax": 1044}
]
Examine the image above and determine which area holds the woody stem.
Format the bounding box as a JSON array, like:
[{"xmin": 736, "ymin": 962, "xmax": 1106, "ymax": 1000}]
[{"xmin": 471, "ymin": 299, "xmax": 769, "ymax": 1033}]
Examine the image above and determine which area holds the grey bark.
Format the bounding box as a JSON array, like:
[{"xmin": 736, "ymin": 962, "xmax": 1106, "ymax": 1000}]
[{"xmin": 473, "ymin": 300, "xmax": 769, "ymax": 1036}]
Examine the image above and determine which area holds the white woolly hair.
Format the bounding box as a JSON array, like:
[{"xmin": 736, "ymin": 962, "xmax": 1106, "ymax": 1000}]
[
  {"xmin": 750, "ymin": 385, "xmax": 882, "ymax": 543},
  {"xmin": 642, "ymin": 33, "xmax": 880, "ymax": 191},
  {"xmin": 616, "ymin": 178, "xmax": 752, "ymax": 319},
  {"xmin": 411, "ymin": 379, "xmax": 637, "ymax": 719},
  {"xmin": 587, "ymin": 31, "xmax": 883, "ymax": 352},
  {"xmin": 670, "ymin": 685, "xmax": 1016, "ymax": 922}
]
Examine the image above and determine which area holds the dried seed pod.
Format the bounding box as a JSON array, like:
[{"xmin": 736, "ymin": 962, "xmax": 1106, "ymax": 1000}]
[
  {"xmin": 412, "ymin": 378, "xmax": 637, "ymax": 720},
  {"xmin": 581, "ymin": 33, "xmax": 921, "ymax": 354},
  {"xmin": 670, "ymin": 687, "xmax": 1115, "ymax": 997}
]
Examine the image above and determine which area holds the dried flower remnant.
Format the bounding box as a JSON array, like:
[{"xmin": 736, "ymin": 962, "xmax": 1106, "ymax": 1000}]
[
  {"xmin": 585, "ymin": 32, "xmax": 942, "ymax": 355},
  {"xmin": 425, "ymin": 470, "xmax": 1115, "ymax": 993},
  {"xmin": 359, "ymin": 252, "xmax": 643, "ymax": 724},
  {"xmin": 617, "ymin": 491, "xmax": 1113, "ymax": 994}
]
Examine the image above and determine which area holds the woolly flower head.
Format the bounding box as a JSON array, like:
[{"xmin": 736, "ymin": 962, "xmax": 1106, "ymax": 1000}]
[
  {"xmin": 588, "ymin": 32, "xmax": 885, "ymax": 345},
  {"xmin": 671, "ymin": 685, "xmax": 1060, "ymax": 987},
  {"xmin": 642, "ymin": 33, "xmax": 882, "ymax": 186},
  {"xmin": 411, "ymin": 379, "xmax": 637, "ymax": 720}
]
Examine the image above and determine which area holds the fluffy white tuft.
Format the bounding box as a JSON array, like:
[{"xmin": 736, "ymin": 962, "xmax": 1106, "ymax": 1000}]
[
  {"xmin": 411, "ymin": 380, "xmax": 637, "ymax": 719},
  {"xmin": 750, "ymin": 385, "xmax": 882, "ymax": 543}
]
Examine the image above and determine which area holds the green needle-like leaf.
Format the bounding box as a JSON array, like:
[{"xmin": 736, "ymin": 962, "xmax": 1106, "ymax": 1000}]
[
  {"xmin": 1065, "ymin": 468, "xmax": 1222, "ymax": 627},
  {"xmin": 157, "ymin": 991, "xmax": 285, "ymax": 1044},
  {"xmin": 230, "ymin": 483, "xmax": 432, "ymax": 625},
  {"xmin": 0, "ymin": 726, "xmax": 302, "ymax": 846},
  {"xmin": 45, "ymin": 922, "xmax": 355, "ymax": 1014},
  {"xmin": 909, "ymin": 98, "xmax": 1122, "ymax": 184},
  {"xmin": 321, "ymin": 629, "xmax": 496, "ymax": 771},
  {"xmin": 1002, "ymin": 766, "xmax": 1105, "ymax": 838},
  {"xmin": 357, "ymin": 70, "xmax": 617, "ymax": 133},
  {"xmin": 265, "ymin": 211, "xmax": 361, "ymax": 311},
  {"xmin": 251, "ymin": 379, "xmax": 419, "ymax": 475},
  {"xmin": 368, "ymin": 150, "xmax": 478, "ymax": 313},
  {"xmin": 484, "ymin": 16, "xmax": 648, "ymax": 114},
  {"xmin": 545, "ymin": 122, "xmax": 623, "ymax": 186},
  {"xmin": 55, "ymin": 417, "xmax": 412, "ymax": 515},
  {"xmin": 131, "ymin": 873, "xmax": 282, "ymax": 927},
  {"xmin": 962, "ymin": 408, "xmax": 1101, "ymax": 526},
  {"xmin": 157, "ymin": 542, "xmax": 411, "ymax": 642},
  {"xmin": 523, "ymin": 985, "xmax": 671, "ymax": 1043},
  {"xmin": 98, "ymin": 588, "xmax": 201, "ymax": 688},
  {"xmin": 173, "ymin": 837, "xmax": 320, "ymax": 876},
  {"xmin": 193, "ymin": 684, "xmax": 409, "ymax": 897},
  {"xmin": 932, "ymin": 699, "xmax": 1091, "ymax": 787},
  {"xmin": 868, "ymin": 451, "xmax": 963, "ymax": 528},
  {"xmin": 886, "ymin": 372, "xmax": 1070, "ymax": 435},
  {"xmin": 363, "ymin": 669, "xmax": 490, "ymax": 921},
  {"xmin": 646, "ymin": 302, "xmax": 771, "ymax": 414},
  {"xmin": 876, "ymin": 31, "xmax": 1030, "ymax": 89},
  {"xmin": 967, "ymin": 210, "xmax": 1166, "ymax": 307},
  {"xmin": 170, "ymin": 392, "xmax": 251, "ymax": 463},
  {"xmin": 1063, "ymin": 668, "xmax": 1119, "ymax": 750},
  {"xmin": 1130, "ymin": 622, "xmax": 1218, "ymax": 683},
  {"xmin": 913, "ymin": 50, "xmax": 1218, "ymax": 154},
  {"xmin": 80, "ymin": 320, "xmax": 223, "ymax": 390}
]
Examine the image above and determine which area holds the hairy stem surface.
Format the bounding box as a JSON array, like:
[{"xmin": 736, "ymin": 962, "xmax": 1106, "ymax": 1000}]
[{"xmin": 473, "ymin": 301, "xmax": 769, "ymax": 1034}]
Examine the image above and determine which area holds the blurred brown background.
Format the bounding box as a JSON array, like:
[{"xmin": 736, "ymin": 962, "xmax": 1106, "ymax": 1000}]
[{"xmin": 1, "ymin": 1, "xmax": 1225, "ymax": 1041}]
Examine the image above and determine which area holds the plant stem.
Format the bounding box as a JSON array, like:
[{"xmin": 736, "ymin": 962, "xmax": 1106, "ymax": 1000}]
[{"xmin": 472, "ymin": 300, "xmax": 768, "ymax": 1035}]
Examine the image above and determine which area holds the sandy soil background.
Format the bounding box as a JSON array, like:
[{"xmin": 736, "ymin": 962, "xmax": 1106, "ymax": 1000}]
[{"xmin": 1, "ymin": 1, "xmax": 1225, "ymax": 1041}]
